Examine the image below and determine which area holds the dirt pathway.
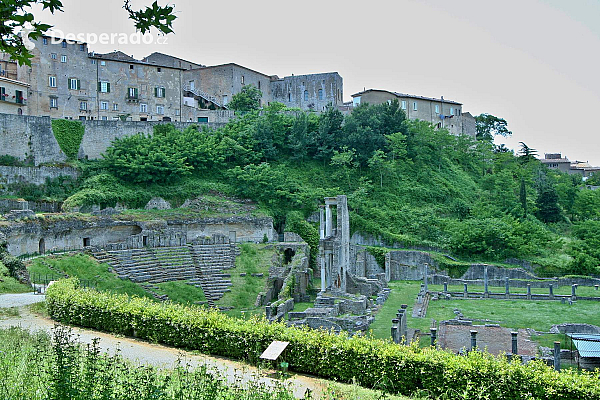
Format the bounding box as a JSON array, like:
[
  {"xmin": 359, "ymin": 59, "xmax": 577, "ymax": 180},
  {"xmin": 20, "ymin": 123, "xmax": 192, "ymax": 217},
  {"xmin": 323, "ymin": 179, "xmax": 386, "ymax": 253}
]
[{"xmin": 0, "ymin": 295, "xmax": 325, "ymax": 399}]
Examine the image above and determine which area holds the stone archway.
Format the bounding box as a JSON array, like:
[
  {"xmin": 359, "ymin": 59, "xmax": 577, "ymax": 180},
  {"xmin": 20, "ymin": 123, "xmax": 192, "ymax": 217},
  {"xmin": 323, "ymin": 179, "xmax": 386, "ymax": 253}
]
[
  {"xmin": 284, "ymin": 248, "xmax": 295, "ymax": 265},
  {"xmin": 39, "ymin": 238, "xmax": 45, "ymax": 255}
]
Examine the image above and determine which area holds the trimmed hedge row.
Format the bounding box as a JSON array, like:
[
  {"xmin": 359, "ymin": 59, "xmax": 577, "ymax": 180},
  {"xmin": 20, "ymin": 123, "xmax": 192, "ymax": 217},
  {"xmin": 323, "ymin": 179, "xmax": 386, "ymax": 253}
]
[{"xmin": 47, "ymin": 279, "xmax": 600, "ymax": 399}]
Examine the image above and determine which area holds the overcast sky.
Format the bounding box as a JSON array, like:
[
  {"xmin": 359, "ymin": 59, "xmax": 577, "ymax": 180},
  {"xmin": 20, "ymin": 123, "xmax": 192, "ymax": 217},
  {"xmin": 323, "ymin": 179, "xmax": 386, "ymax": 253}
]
[{"xmin": 32, "ymin": 0, "xmax": 600, "ymax": 165}]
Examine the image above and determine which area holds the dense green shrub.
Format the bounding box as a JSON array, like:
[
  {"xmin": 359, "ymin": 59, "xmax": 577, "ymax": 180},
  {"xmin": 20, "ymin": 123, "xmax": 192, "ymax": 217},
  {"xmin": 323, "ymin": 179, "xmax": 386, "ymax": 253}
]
[
  {"xmin": 51, "ymin": 119, "xmax": 85, "ymax": 159},
  {"xmin": 0, "ymin": 154, "xmax": 28, "ymax": 166},
  {"xmin": 366, "ymin": 246, "xmax": 389, "ymax": 269},
  {"xmin": 47, "ymin": 279, "xmax": 600, "ymax": 399}
]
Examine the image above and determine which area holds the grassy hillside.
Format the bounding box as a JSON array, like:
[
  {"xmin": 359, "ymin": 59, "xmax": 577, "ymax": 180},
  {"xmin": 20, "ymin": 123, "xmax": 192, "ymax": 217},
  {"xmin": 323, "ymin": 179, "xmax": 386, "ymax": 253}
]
[{"xmin": 9, "ymin": 102, "xmax": 600, "ymax": 276}]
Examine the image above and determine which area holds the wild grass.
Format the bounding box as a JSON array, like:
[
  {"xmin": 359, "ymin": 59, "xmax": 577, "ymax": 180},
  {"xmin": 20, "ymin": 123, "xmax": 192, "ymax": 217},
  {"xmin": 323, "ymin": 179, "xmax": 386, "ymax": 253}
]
[
  {"xmin": 370, "ymin": 281, "xmax": 600, "ymax": 343},
  {"xmin": 0, "ymin": 307, "xmax": 19, "ymax": 318},
  {"xmin": 27, "ymin": 254, "xmax": 153, "ymax": 299},
  {"xmin": 0, "ymin": 326, "xmax": 296, "ymax": 399},
  {"xmin": 156, "ymin": 280, "xmax": 206, "ymax": 305},
  {"xmin": 369, "ymin": 281, "xmax": 424, "ymax": 340},
  {"xmin": 0, "ymin": 275, "xmax": 31, "ymax": 294},
  {"xmin": 428, "ymin": 283, "xmax": 600, "ymax": 297},
  {"xmin": 219, "ymin": 243, "xmax": 273, "ymax": 318}
]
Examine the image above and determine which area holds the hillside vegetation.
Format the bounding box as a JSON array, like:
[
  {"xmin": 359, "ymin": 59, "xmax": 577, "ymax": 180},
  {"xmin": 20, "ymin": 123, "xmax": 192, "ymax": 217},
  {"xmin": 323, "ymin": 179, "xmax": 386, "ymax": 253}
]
[{"xmin": 16, "ymin": 101, "xmax": 600, "ymax": 276}]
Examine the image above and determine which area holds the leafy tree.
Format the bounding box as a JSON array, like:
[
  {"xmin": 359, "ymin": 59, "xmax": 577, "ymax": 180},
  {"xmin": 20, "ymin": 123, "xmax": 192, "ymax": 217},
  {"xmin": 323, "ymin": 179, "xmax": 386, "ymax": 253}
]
[
  {"xmin": 228, "ymin": 85, "xmax": 263, "ymax": 112},
  {"xmin": 519, "ymin": 177, "xmax": 528, "ymax": 218},
  {"xmin": 475, "ymin": 113, "xmax": 512, "ymax": 141},
  {"xmin": 494, "ymin": 143, "xmax": 511, "ymax": 153},
  {"xmin": 315, "ymin": 105, "xmax": 344, "ymax": 162},
  {"xmin": 330, "ymin": 147, "xmax": 357, "ymax": 189},
  {"xmin": 518, "ymin": 142, "xmax": 538, "ymax": 163},
  {"xmin": 288, "ymin": 112, "xmax": 318, "ymax": 160},
  {"xmin": 252, "ymin": 103, "xmax": 292, "ymax": 161},
  {"xmin": 385, "ymin": 132, "xmax": 408, "ymax": 162},
  {"xmin": 342, "ymin": 100, "xmax": 406, "ymax": 165},
  {"xmin": 573, "ymin": 189, "xmax": 600, "ymax": 220},
  {"xmin": 367, "ymin": 149, "xmax": 388, "ymax": 188},
  {"xmin": 1, "ymin": 0, "xmax": 176, "ymax": 66},
  {"xmin": 535, "ymin": 183, "xmax": 562, "ymax": 223}
]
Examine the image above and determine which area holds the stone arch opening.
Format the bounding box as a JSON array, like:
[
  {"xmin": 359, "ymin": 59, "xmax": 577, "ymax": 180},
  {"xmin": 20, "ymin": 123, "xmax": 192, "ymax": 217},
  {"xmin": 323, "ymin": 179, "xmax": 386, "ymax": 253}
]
[
  {"xmin": 38, "ymin": 238, "xmax": 45, "ymax": 255},
  {"xmin": 284, "ymin": 248, "xmax": 295, "ymax": 265}
]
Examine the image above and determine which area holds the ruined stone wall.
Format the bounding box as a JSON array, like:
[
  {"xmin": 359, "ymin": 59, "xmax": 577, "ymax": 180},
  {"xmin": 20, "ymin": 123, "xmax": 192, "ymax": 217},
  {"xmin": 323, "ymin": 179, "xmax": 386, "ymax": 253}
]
[
  {"xmin": 270, "ymin": 72, "xmax": 343, "ymax": 111},
  {"xmin": 78, "ymin": 119, "xmax": 218, "ymax": 159},
  {"xmin": 174, "ymin": 216, "xmax": 275, "ymax": 243},
  {"xmin": 349, "ymin": 245, "xmax": 381, "ymax": 278},
  {"xmin": 0, "ymin": 113, "xmax": 225, "ymax": 163},
  {"xmin": 0, "ymin": 114, "xmax": 65, "ymax": 164},
  {"xmin": 0, "ymin": 218, "xmax": 143, "ymax": 255},
  {"xmin": 0, "ymin": 215, "xmax": 275, "ymax": 256},
  {"xmin": 387, "ymin": 250, "xmax": 437, "ymax": 281},
  {"xmin": 0, "ymin": 165, "xmax": 80, "ymax": 185}
]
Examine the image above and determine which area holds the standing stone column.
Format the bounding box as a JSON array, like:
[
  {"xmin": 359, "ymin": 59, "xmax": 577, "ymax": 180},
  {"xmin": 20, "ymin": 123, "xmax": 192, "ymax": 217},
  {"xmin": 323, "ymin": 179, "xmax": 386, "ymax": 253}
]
[
  {"xmin": 549, "ymin": 284, "xmax": 554, "ymax": 300},
  {"xmin": 463, "ymin": 283, "xmax": 468, "ymax": 299},
  {"xmin": 391, "ymin": 319, "xmax": 398, "ymax": 344},
  {"xmin": 430, "ymin": 328, "xmax": 437, "ymax": 347},
  {"xmin": 511, "ymin": 331, "xmax": 518, "ymax": 355},
  {"xmin": 554, "ymin": 342, "xmax": 561, "ymax": 371},
  {"xmin": 423, "ymin": 264, "xmax": 428, "ymax": 292},
  {"xmin": 505, "ymin": 277, "xmax": 510, "ymax": 298},
  {"xmin": 484, "ymin": 266, "xmax": 489, "ymax": 298},
  {"xmin": 325, "ymin": 205, "xmax": 332, "ymax": 237},
  {"xmin": 319, "ymin": 207, "xmax": 325, "ymax": 240},
  {"xmin": 527, "ymin": 284, "xmax": 531, "ymax": 300},
  {"xmin": 470, "ymin": 330, "xmax": 478, "ymax": 352},
  {"xmin": 400, "ymin": 304, "xmax": 408, "ymax": 342},
  {"xmin": 571, "ymin": 284, "xmax": 577, "ymax": 301},
  {"xmin": 443, "ymin": 281, "xmax": 448, "ymax": 293},
  {"xmin": 320, "ymin": 256, "xmax": 326, "ymax": 293},
  {"xmin": 397, "ymin": 309, "xmax": 406, "ymax": 344}
]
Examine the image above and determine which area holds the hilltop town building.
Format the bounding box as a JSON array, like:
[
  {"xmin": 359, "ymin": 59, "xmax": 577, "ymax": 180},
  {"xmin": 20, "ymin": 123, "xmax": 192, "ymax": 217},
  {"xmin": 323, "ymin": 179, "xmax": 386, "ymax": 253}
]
[
  {"xmin": 271, "ymin": 72, "xmax": 343, "ymax": 112},
  {"xmin": 541, "ymin": 153, "xmax": 600, "ymax": 179},
  {"xmin": 351, "ymin": 89, "xmax": 476, "ymax": 137},
  {"xmin": 91, "ymin": 51, "xmax": 183, "ymax": 122},
  {"xmin": 0, "ymin": 36, "xmax": 344, "ymax": 122},
  {"xmin": 0, "ymin": 76, "xmax": 28, "ymax": 115}
]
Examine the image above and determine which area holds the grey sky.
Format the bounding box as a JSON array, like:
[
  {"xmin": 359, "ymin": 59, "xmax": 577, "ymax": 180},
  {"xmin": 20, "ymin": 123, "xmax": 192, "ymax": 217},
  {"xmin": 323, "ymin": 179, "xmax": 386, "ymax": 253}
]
[{"xmin": 32, "ymin": 0, "xmax": 600, "ymax": 165}]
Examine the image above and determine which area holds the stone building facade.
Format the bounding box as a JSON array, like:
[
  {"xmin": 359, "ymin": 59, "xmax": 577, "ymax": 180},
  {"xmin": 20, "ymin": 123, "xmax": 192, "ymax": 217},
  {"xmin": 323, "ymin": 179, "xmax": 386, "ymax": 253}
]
[
  {"xmin": 351, "ymin": 89, "xmax": 476, "ymax": 137},
  {"xmin": 271, "ymin": 72, "xmax": 344, "ymax": 112},
  {"xmin": 1, "ymin": 33, "xmax": 344, "ymax": 123},
  {"xmin": 541, "ymin": 153, "xmax": 600, "ymax": 178},
  {"xmin": 22, "ymin": 36, "xmax": 96, "ymax": 119},
  {"xmin": 183, "ymin": 63, "xmax": 275, "ymax": 109},
  {"xmin": 91, "ymin": 51, "xmax": 183, "ymax": 122},
  {"xmin": 0, "ymin": 76, "xmax": 28, "ymax": 115}
]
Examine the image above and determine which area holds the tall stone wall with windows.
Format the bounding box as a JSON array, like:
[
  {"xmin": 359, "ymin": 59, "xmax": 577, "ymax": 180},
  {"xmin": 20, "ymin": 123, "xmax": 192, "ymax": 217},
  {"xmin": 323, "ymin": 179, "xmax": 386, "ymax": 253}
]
[{"xmin": 271, "ymin": 72, "xmax": 343, "ymax": 112}]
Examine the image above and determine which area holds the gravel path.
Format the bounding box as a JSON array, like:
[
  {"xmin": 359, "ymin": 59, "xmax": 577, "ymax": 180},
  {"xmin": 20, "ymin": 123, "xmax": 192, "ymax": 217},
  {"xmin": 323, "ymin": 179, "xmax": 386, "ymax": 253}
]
[
  {"xmin": 0, "ymin": 293, "xmax": 45, "ymax": 308},
  {"xmin": 0, "ymin": 295, "xmax": 324, "ymax": 398}
]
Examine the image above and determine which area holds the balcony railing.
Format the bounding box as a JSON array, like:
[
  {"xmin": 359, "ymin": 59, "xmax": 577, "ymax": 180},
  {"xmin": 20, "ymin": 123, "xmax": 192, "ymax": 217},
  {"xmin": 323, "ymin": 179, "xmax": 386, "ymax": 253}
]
[{"xmin": 0, "ymin": 96, "xmax": 27, "ymax": 105}]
